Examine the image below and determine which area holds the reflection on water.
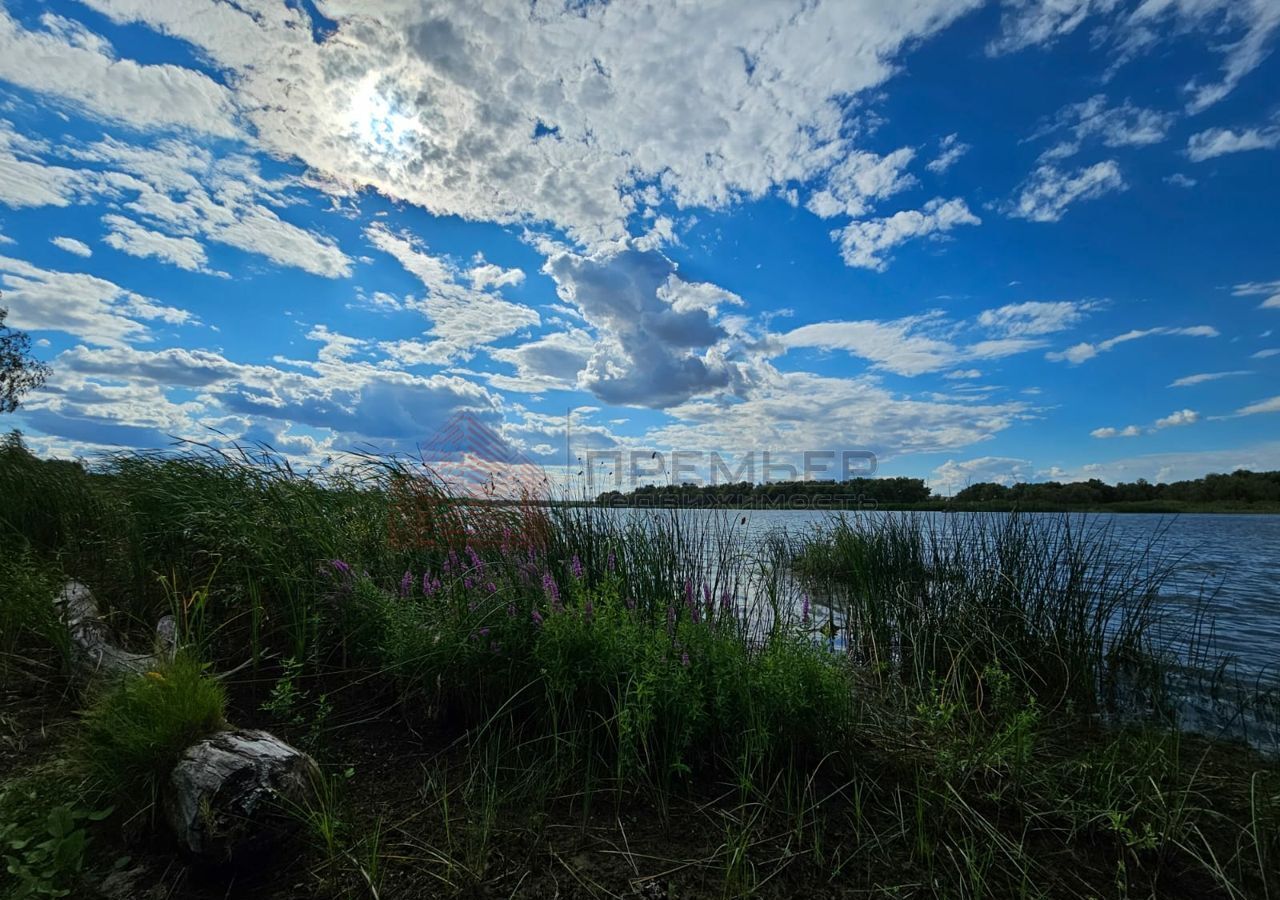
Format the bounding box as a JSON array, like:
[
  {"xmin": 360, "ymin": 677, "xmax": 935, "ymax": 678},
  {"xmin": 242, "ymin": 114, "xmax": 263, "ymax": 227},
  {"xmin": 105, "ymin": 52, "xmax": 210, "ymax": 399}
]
[{"xmin": 603, "ymin": 507, "xmax": 1280, "ymax": 752}]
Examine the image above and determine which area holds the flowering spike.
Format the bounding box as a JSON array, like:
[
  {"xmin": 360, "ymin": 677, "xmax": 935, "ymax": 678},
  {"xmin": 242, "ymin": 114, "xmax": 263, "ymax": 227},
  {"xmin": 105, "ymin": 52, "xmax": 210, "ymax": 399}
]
[{"xmin": 570, "ymin": 554, "xmax": 584, "ymax": 579}]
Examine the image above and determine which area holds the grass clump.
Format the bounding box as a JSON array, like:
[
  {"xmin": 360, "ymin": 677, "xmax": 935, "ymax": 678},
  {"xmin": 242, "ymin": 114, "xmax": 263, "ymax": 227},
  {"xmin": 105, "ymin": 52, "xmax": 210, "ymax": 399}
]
[{"xmin": 75, "ymin": 654, "xmax": 227, "ymax": 815}]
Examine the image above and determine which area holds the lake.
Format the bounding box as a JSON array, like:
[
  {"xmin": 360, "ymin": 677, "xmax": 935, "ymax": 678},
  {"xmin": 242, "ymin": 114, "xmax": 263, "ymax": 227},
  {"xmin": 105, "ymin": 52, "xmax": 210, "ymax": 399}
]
[{"xmin": 606, "ymin": 507, "xmax": 1280, "ymax": 748}]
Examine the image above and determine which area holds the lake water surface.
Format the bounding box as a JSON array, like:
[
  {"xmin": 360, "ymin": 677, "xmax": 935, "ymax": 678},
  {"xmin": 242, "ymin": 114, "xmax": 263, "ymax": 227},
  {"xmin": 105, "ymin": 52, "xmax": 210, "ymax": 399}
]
[{"xmin": 610, "ymin": 507, "xmax": 1280, "ymax": 747}]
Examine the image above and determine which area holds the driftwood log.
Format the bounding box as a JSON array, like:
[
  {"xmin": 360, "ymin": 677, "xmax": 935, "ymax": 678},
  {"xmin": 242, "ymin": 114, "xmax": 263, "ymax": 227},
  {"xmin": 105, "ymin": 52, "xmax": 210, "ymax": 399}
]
[
  {"xmin": 58, "ymin": 580, "xmax": 176, "ymax": 677},
  {"xmin": 58, "ymin": 580, "xmax": 317, "ymax": 863}
]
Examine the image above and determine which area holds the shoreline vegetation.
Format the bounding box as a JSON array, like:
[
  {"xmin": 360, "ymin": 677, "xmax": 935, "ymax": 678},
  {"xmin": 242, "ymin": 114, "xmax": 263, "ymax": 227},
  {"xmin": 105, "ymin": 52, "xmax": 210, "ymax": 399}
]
[
  {"xmin": 2, "ymin": 433, "xmax": 1277, "ymax": 898},
  {"xmin": 592, "ymin": 471, "xmax": 1280, "ymax": 514}
]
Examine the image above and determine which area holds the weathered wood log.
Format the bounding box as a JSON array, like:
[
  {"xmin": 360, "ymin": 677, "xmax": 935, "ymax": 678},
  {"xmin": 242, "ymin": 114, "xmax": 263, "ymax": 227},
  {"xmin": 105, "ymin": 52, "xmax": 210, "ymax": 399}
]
[
  {"xmin": 163, "ymin": 728, "xmax": 319, "ymax": 863},
  {"xmin": 57, "ymin": 580, "xmax": 175, "ymax": 677},
  {"xmin": 55, "ymin": 580, "xmax": 317, "ymax": 864}
]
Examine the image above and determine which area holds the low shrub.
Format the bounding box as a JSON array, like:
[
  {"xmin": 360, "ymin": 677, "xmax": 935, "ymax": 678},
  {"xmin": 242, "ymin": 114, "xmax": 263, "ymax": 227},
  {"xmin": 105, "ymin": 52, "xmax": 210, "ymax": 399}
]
[{"xmin": 75, "ymin": 654, "xmax": 227, "ymax": 815}]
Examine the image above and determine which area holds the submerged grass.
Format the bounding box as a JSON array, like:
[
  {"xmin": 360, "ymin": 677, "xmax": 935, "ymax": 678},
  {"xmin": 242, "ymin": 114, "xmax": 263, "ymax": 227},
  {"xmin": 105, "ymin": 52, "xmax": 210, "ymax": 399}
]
[{"xmin": 1, "ymin": 434, "xmax": 1277, "ymax": 898}]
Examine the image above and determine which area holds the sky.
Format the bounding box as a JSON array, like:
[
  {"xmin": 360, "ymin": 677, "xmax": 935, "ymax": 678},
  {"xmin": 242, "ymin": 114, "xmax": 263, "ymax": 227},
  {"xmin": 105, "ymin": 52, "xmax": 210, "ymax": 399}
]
[{"xmin": 0, "ymin": 0, "xmax": 1278, "ymax": 494}]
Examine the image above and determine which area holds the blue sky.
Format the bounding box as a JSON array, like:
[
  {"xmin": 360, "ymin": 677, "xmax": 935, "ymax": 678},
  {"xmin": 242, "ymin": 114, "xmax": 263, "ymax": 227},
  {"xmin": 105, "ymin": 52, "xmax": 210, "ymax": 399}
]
[{"xmin": 1, "ymin": 0, "xmax": 1278, "ymax": 493}]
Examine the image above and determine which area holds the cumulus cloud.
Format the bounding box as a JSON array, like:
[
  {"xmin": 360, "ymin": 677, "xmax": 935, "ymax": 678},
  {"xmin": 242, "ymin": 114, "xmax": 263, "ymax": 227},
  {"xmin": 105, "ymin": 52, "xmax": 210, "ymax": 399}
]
[
  {"xmin": 931, "ymin": 456, "xmax": 1035, "ymax": 490},
  {"xmin": 73, "ymin": 0, "xmax": 986, "ymax": 247},
  {"xmin": 0, "ymin": 119, "xmax": 101, "ymax": 209},
  {"xmin": 1186, "ymin": 124, "xmax": 1280, "ymax": 162},
  {"xmin": 50, "ymin": 236, "xmax": 92, "ymax": 257},
  {"xmin": 0, "ymin": 8, "xmax": 239, "ymax": 136},
  {"xmin": 544, "ymin": 247, "xmax": 744, "ymax": 407},
  {"xmin": 1154, "ymin": 408, "xmax": 1199, "ymax": 429},
  {"xmin": 1006, "ymin": 160, "xmax": 1125, "ymax": 222},
  {"xmin": 1091, "ymin": 425, "xmax": 1141, "ymax": 438},
  {"xmin": 0, "ymin": 254, "xmax": 192, "ymax": 346},
  {"xmin": 487, "ymin": 329, "xmax": 596, "ymax": 393},
  {"xmin": 102, "ymin": 214, "xmax": 215, "ymax": 273},
  {"xmin": 833, "ymin": 197, "xmax": 980, "ymax": 271},
  {"xmin": 1032, "ymin": 94, "xmax": 1173, "ymax": 159},
  {"xmin": 366, "ymin": 223, "xmax": 540, "ymax": 360},
  {"xmin": 650, "ymin": 365, "xmax": 1028, "ymax": 460},
  {"xmin": 41, "ymin": 339, "xmax": 506, "ymax": 451},
  {"xmin": 1047, "ymin": 325, "xmax": 1218, "ymax": 363},
  {"xmin": 925, "ymin": 134, "xmax": 969, "ymax": 174},
  {"xmin": 977, "ymin": 300, "xmax": 1094, "ymax": 336},
  {"xmin": 778, "ymin": 299, "xmax": 1094, "ymax": 376}
]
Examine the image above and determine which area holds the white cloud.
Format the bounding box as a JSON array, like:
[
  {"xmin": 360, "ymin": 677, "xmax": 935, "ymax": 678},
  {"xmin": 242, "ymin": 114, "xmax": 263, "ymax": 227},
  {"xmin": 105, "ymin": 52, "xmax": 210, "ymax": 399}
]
[
  {"xmin": 1186, "ymin": 124, "xmax": 1280, "ymax": 162},
  {"xmin": 30, "ymin": 340, "xmax": 506, "ymax": 453},
  {"xmin": 1064, "ymin": 442, "xmax": 1280, "ymax": 483},
  {"xmin": 0, "ymin": 8, "xmax": 239, "ymax": 137},
  {"xmin": 1169, "ymin": 370, "xmax": 1250, "ymax": 387},
  {"xmin": 74, "ymin": 0, "xmax": 987, "ymax": 249},
  {"xmin": 945, "ymin": 368, "xmax": 983, "ymax": 380},
  {"xmin": 0, "ymin": 254, "xmax": 191, "ymax": 346},
  {"xmin": 990, "ymin": 0, "xmax": 1280, "ymax": 113},
  {"xmin": 1164, "ymin": 173, "xmax": 1197, "ymax": 188},
  {"xmin": 1234, "ymin": 396, "xmax": 1280, "ymax": 417},
  {"xmin": 4, "ymin": 131, "xmax": 354, "ymax": 277},
  {"xmin": 925, "ymin": 134, "xmax": 969, "ymax": 174},
  {"xmin": 1233, "ymin": 280, "xmax": 1280, "ymax": 310},
  {"xmin": 1006, "ymin": 160, "xmax": 1125, "ymax": 222},
  {"xmin": 977, "ymin": 300, "xmax": 1093, "ymax": 336},
  {"xmin": 543, "ymin": 246, "xmax": 744, "ymax": 407},
  {"xmin": 778, "ymin": 299, "xmax": 1094, "ymax": 376},
  {"xmin": 833, "ymin": 197, "xmax": 980, "ymax": 271},
  {"xmin": 1252, "ymin": 348, "xmax": 1280, "ymax": 359},
  {"xmin": 987, "ymin": 0, "xmax": 1120, "ymax": 55},
  {"xmin": 1047, "ymin": 325, "xmax": 1218, "ymax": 363},
  {"xmin": 50, "ymin": 236, "xmax": 92, "ymax": 257},
  {"xmin": 779, "ymin": 315, "xmax": 960, "ymax": 376},
  {"xmin": 1153, "ymin": 408, "xmax": 1199, "ymax": 428},
  {"xmin": 931, "ymin": 456, "xmax": 1035, "ymax": 489},
  {"xmin": 1033, "ymin": 94, "xmax": 1173, "ymax": 158},
  {"xmin": 650, "ymin": 365, "xmax": 1028, "ymax": 460},
  {"xmin": 487, "ymin": 328, "xmax": 596, "ymax": 393},
  {"xmin": 102, "ymin": 214, "xmax": 215, "ymax": 273},
  {"xmin": 1091, "ymin": 425, "xmax": 1142, "ymax": 438},
  {"xmin": 0, "ymin": 119, "xmax": 101, "ymax": 209},
  {"xmin": 366, "ymin": 223, "xmax": 540, "ymax": 360},
  {"xmin": 806, "ymin": 148, "xmax": 917, "ymax": 219}
]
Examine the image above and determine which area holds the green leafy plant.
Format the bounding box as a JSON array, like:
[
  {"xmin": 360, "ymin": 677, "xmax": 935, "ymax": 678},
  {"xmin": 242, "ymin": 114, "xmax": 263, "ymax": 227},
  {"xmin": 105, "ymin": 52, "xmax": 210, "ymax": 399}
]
[{"xmin": 75, "ymin": 654, "xmax": 227, "ymax": 816}]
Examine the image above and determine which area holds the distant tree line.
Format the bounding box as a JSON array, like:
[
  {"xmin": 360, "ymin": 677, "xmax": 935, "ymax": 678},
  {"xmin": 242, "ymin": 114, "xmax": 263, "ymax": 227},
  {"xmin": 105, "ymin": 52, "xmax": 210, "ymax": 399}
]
[
  {"xmin": 595, "ymin": 469, "xmax": 1280, "ymax": 510},
  {"xmin": 952, "ymin": 470, "xmax": 1280, "ymax": 506},
  {"xmin": 596, "ymin": 477, "xmax": 932, "ymax": 509}
]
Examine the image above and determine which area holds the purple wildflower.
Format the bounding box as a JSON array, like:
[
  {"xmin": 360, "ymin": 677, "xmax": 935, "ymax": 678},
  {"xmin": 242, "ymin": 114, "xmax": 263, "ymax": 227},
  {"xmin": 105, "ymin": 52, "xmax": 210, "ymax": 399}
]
[
  {"xmin": 486, "ymin": 581, "xmax": 497, "ymax": 594},
  {"xmin": 570, "ymin": 554, "xmax": 583, "ymax": 579},
  {"xmin": 606, "ymin": 551, "xmax": 616, "ymax": 572},
  {"xmin": 801, "ymin": 593, "xmax": 811, "ymax": 625},
  {"xmin": 507, "ymin": 603, "xmax": 516, "ymax": 618},
  {"xmin": 330, "ymin": 559, "xmax": 352, "ymax": 576},
  {"xmin": 399, "ymin": 570, "xmax": 413, "ymax": 597},
  {"xmin": 478, "ymin": 627, "xmax": 490, "ymax": 638},
  {"xmin": 531, "ymin": 607, "xmax": 544, "ymax": 627},
  {"xmin": 542, "ymin": 571, "xmax": 562, "ymax": 611},
  {"xmin": 681, "ymin": 651, "xmax": 690, "ymax": 668},
  {"xmin": 720, "ymin": 590, "xmax": 733, "ymax": 613},
  {"xmin": 464, "ymin": 576, "xmax": 475, "ymax": 590},
  {"xmin": 467, "ymin": 545, "xmax": 484, "ymax": 573},
  {"xmin": 684, "ymin": 579, "xmax": 694, "ymax": 610}
]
